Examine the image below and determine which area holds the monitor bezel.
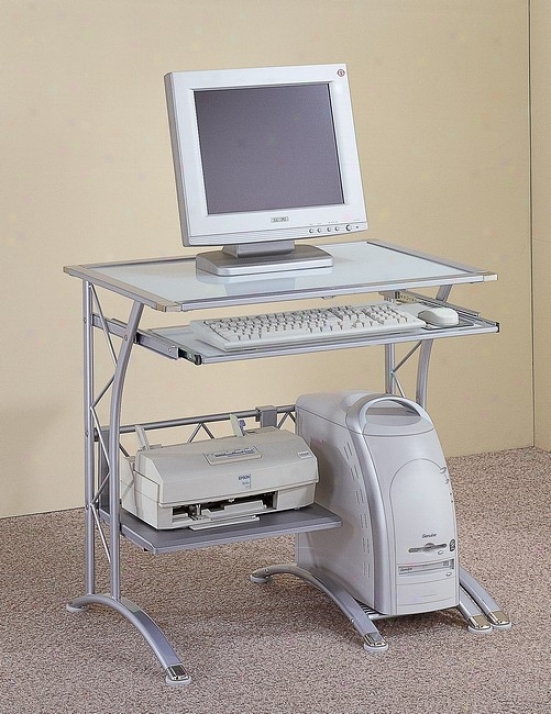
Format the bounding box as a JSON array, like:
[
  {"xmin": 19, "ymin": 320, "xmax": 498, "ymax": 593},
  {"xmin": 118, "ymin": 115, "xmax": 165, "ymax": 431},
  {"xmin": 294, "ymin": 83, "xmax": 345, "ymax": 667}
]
[{"xmin": 165, "ymin": 64, "xmax": 367, "ymax": 249}]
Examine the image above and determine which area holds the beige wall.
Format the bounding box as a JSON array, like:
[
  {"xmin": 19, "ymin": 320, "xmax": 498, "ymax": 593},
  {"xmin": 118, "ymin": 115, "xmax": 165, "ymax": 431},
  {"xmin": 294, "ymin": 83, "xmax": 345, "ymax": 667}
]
[
  {"xmin": 531, "ymin": 1, "xmax": 551, "ymax": 449},
  {"xmin": 0, "ymin": 1, "xmax": 532, "ymax": 518}
]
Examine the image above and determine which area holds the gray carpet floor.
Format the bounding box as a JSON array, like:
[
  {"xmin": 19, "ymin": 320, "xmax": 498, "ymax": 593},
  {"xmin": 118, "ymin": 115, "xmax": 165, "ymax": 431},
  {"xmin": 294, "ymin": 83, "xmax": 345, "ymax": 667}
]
[{"xmin": 1, "ymin": 447, "xmax": 550, "ymax": 714}]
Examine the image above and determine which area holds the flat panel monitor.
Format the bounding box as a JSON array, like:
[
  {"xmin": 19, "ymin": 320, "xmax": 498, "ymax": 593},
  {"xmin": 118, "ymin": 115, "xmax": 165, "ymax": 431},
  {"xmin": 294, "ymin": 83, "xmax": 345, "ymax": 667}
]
[{"xmin": 165, "ymin": 64, "xmax": 367, "ymax": 276}]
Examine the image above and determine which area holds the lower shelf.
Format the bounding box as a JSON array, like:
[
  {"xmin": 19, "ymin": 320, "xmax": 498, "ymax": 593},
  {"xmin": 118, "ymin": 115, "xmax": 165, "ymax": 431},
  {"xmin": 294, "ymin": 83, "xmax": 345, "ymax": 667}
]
[{"xmin": 100, "ymin": 503, "xmax": 341, "ymax": 554}]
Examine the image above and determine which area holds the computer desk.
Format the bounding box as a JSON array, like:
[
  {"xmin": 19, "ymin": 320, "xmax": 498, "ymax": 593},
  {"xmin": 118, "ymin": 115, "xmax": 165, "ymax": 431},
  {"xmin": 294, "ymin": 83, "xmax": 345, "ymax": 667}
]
[{"xmin": 64, "ymin": 239, "xmax": 501, "ymax": 684}]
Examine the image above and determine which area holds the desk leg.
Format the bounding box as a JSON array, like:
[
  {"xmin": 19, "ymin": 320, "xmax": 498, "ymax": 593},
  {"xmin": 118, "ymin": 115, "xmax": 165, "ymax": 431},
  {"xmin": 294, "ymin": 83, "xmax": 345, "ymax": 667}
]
[
  {"xmin": 384, "ymin": 343, "xmax": 396, "ymax": 395},
  {"xmin": 68, "ymin": 292, "xmax": 190, "ymax": 684},
  {"xmin": 67, "ymin": 594, "xmax": 191, "ymax": 684},
  {"xmin": 459, "ymin": 566, "xmax": 511, "ymax": 630},
  {"xmin": 416, "ymin": 285, "xmax": 452, "ymax": 409},
  {"xmin": 251, "ymin": 565, "xmax": 388, "ymax": 653},
  {"xmin": 107, "ymin": 299, "xmax": 143, "ymax": 601},
  {"xmin": 83, "ymin": 281, "xmax": 96, "ymax": 596}
]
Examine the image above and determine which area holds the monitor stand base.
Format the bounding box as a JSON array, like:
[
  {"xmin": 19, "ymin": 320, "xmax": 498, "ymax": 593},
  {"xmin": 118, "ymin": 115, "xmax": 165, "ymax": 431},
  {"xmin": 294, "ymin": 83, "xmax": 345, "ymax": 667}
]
[{"xmin": 196, "ymin": 244, "xmax": 333, "ymax": 277}]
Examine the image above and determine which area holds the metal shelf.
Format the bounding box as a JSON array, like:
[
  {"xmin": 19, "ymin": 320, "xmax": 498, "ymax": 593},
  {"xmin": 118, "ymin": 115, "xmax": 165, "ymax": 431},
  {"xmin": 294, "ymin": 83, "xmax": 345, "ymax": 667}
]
[{"xmin": 102, "ymin": 503, "xmax": 342, "ymax": 555}]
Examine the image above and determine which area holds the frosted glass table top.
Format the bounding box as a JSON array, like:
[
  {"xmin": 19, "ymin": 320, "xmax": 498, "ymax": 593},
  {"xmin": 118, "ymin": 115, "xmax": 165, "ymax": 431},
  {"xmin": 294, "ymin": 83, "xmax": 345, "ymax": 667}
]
[{"xmin": 65, "ymin": 240, "xmax": 496, "ymax": 312}]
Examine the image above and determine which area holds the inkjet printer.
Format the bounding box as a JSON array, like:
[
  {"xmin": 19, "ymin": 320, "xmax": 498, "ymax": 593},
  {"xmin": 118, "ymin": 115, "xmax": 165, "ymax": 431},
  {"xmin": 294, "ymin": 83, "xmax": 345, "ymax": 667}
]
[{"xmin": 121, "ymin": 426, "xmax": 318, "ymax": 530}]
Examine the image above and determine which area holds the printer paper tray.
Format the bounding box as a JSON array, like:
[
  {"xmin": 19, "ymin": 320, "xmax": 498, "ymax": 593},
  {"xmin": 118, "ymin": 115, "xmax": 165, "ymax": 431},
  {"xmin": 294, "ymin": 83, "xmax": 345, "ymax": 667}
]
[{"xmin": 100, "ymin": 503, "xmax": 341, "ymax": 555}]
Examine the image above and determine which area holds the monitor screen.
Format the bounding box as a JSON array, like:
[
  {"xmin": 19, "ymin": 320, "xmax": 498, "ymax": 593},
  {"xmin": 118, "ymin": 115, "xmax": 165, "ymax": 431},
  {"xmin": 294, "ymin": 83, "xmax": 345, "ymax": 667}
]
[
  {"xmin": 195, "ymin": 84, "xmax": 344, "ymax": 215},
  {"xmin": 165, "ymin": 64, "xmax": 367, "ymax": 276}
]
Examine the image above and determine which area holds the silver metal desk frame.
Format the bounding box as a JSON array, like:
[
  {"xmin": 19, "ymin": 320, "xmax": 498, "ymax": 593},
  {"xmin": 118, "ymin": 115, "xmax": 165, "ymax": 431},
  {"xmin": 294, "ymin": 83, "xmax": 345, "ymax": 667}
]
[{"xmin": 64, "ymin": 240, "xmax": 507, "ymax": 684}]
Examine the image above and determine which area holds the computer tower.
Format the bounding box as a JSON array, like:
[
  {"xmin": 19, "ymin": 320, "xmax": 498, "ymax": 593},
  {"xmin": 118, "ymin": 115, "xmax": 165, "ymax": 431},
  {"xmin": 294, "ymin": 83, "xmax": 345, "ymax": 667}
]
[{"xmin": 295, "ymin": 391, "xmax": 460, "ymax": 617}]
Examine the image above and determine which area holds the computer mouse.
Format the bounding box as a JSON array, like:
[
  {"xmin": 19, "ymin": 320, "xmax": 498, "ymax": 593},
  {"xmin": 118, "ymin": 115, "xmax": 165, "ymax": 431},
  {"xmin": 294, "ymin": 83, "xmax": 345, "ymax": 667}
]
[{"xmin": 418, "ymin": 307, "xmax": 459, "ymax": 327}]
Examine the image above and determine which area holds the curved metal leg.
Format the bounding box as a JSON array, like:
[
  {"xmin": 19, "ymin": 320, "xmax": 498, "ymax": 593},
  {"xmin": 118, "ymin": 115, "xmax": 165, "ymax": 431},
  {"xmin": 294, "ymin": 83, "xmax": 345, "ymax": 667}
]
[
  {"xmin": 457, "ymin": 589, "xmax": 493, "ymax": 635},
  {"xmin": 66, "ymin": 594, "xmax": 191, "ymax": 685},
  {"xmin": 73, "ymin": 292, "xmax": 192, "ymax": 684},
  {"xmin": 107, "ymin": 300, "xmax": 144, "ymax": 602},
  {"xmin": 416, "ymin": 285, "xmax": 452, "ymax": 409},
  {"xmin": 251, "ymin": 564, "xmax": 388, "ymax": 653},
  {"xmin": 460, "ymin": 566, "xmax": 512, "ymax": 630}
]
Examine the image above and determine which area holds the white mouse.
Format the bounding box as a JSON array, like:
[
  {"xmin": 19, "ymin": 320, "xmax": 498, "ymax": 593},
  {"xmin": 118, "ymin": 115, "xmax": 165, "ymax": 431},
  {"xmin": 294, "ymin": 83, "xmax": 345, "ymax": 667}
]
[{"xmin": 418, "ymin": 307, "xmax": 459, "ymax": 327}]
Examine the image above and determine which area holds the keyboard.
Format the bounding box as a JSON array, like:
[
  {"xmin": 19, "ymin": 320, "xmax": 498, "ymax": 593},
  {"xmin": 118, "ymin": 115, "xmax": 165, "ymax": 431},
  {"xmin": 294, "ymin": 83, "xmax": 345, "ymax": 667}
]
[{"xmin": 188, "ymin": 302, "xmax": 426, "ymax": 352}]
